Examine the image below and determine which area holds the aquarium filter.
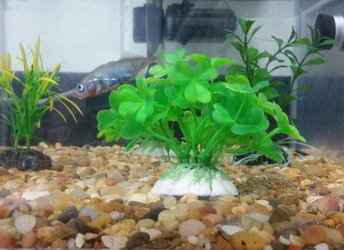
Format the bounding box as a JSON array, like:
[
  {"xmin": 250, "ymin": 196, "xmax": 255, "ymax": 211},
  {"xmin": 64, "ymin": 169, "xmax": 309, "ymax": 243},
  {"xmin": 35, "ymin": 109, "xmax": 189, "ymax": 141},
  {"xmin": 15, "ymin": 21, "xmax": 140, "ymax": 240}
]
[
  {"xmin": 315, "ymin": 14, "xmax": 344, "ymax": 50},
  {"xmin": 133, "ymin": 0, "xmax": 236, "ymax": 47}
]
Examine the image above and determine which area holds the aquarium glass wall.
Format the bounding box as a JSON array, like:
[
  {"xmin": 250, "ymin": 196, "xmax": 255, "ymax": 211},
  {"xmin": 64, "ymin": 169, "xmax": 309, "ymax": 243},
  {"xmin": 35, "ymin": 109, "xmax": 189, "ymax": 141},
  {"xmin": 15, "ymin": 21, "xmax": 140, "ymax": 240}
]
[{"xmin": 0, "ymin": 0, "xmax": 343, "ymax": 154}]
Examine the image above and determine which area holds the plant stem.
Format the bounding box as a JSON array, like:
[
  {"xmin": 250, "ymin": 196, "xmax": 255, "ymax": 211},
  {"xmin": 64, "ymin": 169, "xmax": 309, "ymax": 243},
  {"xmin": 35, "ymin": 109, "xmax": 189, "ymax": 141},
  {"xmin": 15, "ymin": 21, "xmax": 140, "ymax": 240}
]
[
  {"xmin": 201, "ymin": 126, "xmax": 227, "ymax": 160},
  {"xmin": 261, "ymin": 127, "xmax": 282, "ymax": 144},
  {"xmin": 146, "ymin": 128, "xmax": 185, "ymax": 159},
  {"xmin": 287, "ymin": 52, "xmax": 310, "ymax": 96}
]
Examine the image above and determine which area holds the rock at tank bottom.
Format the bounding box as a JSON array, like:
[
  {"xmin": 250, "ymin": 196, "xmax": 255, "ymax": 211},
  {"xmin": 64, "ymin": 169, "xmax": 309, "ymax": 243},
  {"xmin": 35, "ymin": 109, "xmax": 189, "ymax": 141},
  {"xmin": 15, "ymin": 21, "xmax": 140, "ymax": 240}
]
[{"xmin": 0, "ymin": 148, "xmax": 52, "ymax": 171}]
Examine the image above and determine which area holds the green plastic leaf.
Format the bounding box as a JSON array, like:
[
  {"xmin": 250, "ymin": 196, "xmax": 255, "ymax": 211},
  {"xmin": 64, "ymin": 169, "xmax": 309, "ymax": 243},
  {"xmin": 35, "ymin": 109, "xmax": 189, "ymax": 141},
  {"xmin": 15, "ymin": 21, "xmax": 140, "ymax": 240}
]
[
  {"xmin": 185, "ymin": 54, "xmax": 209, "ymax": 62},
  {"xmin": 165, "ymin": 86, "xmax": 189, "ymax": 109},
  {"xmin": 212, "ymin": 103, "xmax": 234, "ymax": 125},
  {"xmin": 257, "ymin": 93, "xmax": 275, "ymax": 115},
  {"xmin": 136, "ymin": 101, "xmax": 154, "ymax": 124},
  {"xmin": 262, "ymin": 87, "xmax": 280, "ymax": 100},
  {"xmin": 256, "ymin": 146, "xmax": 283, "ymax": 163},
  {"xmin": 97, "ymin": 128, "xmax": 120, "ymax": 142},
  {"xmin": 120, "ymin": 115, "xmax": 143, "ymax": 139},
  {"xmin": 96, "ymin": 110, "xmax": 119, "ymax": 130},
  {"xmin": 109, "ymin": 91, "xmax": 121, "ymax": 111},
  {"xmin": 272, "ymin": 36, "xmax": 284, "ymax": 48},
  {"xmin": 149, "ymin": 64, "xmax": 166, "ymax": 78},
  {"xmin": 227, "ymin": 64, "xmax": 247, "ymax": 76},
  {"xmin": 224, "ymin": 83, "xmax": 254, "ymax": 94},
  {"xmin": 291, "ymin": 38, "xmax": 311, "ymax": 46},
  {"xmin": 303, "ymin": 57, "xmax": 326, "ymax": 66},
  {"xmin": 253, "ymin": 69, "xmax": 271, "ymax": 82},
  {"xmin": 195, "ymin": 61, "xmax": 218, "ymax": 80},
  {"xmin": 119, "ymin": 101, "xmax": 141, "ymax": 116},
  {"xmin": 168, "ymin": 60, "xmax": 192, "ymax": 82},
  {"xmin": 164, "ymin": 49, "xmax": 185, "ymax": 63},
  {"xmin": 183, "ymin": 111, "xmax": 196, "ymax": 137},
  {"xmin": 231, "ymin": 42, "xmax": 244, "ymax": 52},
  {"xmin": 239, "ymin": 19, "xmax": 255, "ymax": 34},
  {"xmin": 231, "ymin": 117, "xmax": 269, "ymax": 135},
  {"xmin": 279, "ymin": 93, "xmax": 297, "ymax": 108},
  {"xmin": 225, "ymin": 75, "xmax": 250, "ymax": 85},
  {"xmin": 249, "ymin": 25, "xmax": 262, "ymax": 41},
  {"xmin": 318, "ymin": 39, "xmax": 336, "ymax": 47},
  {"xmin": 185, "ymin": 81, "xmax": 211, "ymax": 103},
  {"xmin": 126, "ymin": 136, "xmax": 141, "ymax": 151},
  {"xmin": 283, "ymin": 49, "xmax": 298, "ymax": 65},
  {"xmin": 291, "ymin": 66, "xmax": 307, "ymax": 78},
  {"xmin": 253, "ymin": 81, "xmax": 269, "ymax": 93},
  {"xmin": 118, "ymin": 85, "xmax": 140, "ymax": 101},
  {"xmin": 256, "ymin": 52, "xmax": 271, "ymax": 60},
  {"xmin": 211, "ymin": 58, "xmax": 235, "ymax": 68},
  {"xmin": 287, "ymin": 27, "xmax": 297, "ymax": 43},
  {"xmin": 247, "ymin": 48, "xmax": 258, "ymax": 62}
]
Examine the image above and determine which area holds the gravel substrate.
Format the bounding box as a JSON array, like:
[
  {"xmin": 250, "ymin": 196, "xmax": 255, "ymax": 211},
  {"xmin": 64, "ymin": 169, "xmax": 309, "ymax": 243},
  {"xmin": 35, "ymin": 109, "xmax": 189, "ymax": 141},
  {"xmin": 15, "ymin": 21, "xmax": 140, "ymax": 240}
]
[{"xmin": 0, "ymin": 143, "xmax": 343, "ymax": 249}]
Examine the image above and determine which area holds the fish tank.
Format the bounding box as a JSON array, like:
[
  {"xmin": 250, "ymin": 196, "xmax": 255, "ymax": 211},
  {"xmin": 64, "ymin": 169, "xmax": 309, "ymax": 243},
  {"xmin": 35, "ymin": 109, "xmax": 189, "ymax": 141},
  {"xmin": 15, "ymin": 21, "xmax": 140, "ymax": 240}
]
[{"xmin": 0, "ymin": 0, "xmax": 343, "ymax": 249}]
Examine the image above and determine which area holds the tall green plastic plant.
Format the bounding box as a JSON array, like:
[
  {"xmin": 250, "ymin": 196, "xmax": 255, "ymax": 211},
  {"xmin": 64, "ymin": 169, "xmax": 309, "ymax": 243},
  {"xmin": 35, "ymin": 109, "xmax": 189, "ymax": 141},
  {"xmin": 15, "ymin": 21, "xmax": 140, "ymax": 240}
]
[
  {"xmin": 97, "ymin": 49, "xmax": 305, "ymax": 181},
  {"xmin": 0, "ymin": 39, "xmax": 82, "ymax": 151},
  {"xmin": 227, "ymin": 19, "xmax": 335, "ymax": 107}
]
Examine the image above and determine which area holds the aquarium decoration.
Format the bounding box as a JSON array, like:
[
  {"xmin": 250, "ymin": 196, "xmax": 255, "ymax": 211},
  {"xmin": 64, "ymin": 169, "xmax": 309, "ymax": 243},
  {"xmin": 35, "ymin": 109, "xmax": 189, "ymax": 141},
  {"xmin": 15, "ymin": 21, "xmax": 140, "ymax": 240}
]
[
  {"xmin": 0, "ymin": 38, "xmax": 82, "ymax": 171},
  {"xmin": 227, "ymin": 19, "xmax": 335, "ymax": 108},
  {"xmin": 97, "ymin": 49, "xmax": 305, "ymax": 196}
]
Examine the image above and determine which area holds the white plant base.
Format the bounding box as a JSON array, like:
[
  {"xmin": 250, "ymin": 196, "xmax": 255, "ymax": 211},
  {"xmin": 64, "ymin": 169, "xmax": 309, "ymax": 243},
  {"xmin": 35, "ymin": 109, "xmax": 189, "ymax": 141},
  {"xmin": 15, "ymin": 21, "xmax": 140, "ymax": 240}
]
[
  {"xmin": 151, "ymin": 169, "xmax": 238, "ymax": 196},
  {"xmin": 133, "ymin": 141, "xmax": 176, "ymax": 157}
]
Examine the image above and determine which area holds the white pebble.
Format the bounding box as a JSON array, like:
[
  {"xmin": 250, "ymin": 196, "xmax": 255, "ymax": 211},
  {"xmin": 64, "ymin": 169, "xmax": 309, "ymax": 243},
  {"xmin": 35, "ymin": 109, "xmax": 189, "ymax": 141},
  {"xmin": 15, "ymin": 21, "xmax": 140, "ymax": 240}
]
[
  {"xmin": 110, "ymin": 211, "xmax": 124, "ymax": 221},
  {"xmin": 248, "ymin": 212, "xmax": 270, "ymax": 223},
  {"xmin": 179, "ymin": 220, "xmax": 206, "ymax": 237},
  {"xmin": 279, "ymin": 235, "xmax": 290, "ymax": 245},
  {"xmin": 38, "ymin": 142, "xmax": 48, "ymax": 148},
  {"xmin": 22, "ymin": 191, "xmax": 50, "ymax": 201},
  {"xmin": 141, "ymin": 228, "xmax": 162, "ymax": 240},
  {"xmin": 75, "ymin": 233, "xmax": 85, "ymax": 248},
  {"xmin": 67, "ymin": 238, "xmax": 76, "ymax": 249},
  {"xmin": 147, "ymin": 192, "xmax": 160, "ymax": 203},
  {"xmin": 306, "ymin": 195, "xmax": 323, "ymax": 205},
  {"xmin": 14, "ymin": 215, "xmax": 36, "ymax": 233},
  {"xmin": 163, "ymin": 196, "xmax": 177, "ymax": 208},
  {"xmin": 263, "ymin": 245, "xmax": 273, "ymax": 250},
  {"xmin": 101, "ymin": 235, "xmax": 128, "ymax": 249},
  {"xmin": 127, "ymin": 193, "xmax": 147, "ymax": 204},
  {"xmin": 187, "ymin": 235, "xmax": 198, "ymax": 245},
  {"xmin": 314, "ymin": 243, "xmax": 329, "ymax": 250},
  {"xmin": 205, "ymin": 239, "xmax": 211, "ymax": 250},
  {"xmin": 219, "ymin": 225, "xmax": 244, "ymax": 236}
]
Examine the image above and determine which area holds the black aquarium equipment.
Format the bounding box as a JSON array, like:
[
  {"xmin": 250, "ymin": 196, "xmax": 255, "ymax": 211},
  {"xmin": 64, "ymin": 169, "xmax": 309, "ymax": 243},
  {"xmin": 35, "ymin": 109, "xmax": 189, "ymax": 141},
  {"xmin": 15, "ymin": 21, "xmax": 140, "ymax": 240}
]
[
  {"xmin": 134, "ymin": 0, "xmax": 236, "ymax": 54},
  {"xmin": 315, "ymin": 14, "xmax": 343, "ymax": 50}
]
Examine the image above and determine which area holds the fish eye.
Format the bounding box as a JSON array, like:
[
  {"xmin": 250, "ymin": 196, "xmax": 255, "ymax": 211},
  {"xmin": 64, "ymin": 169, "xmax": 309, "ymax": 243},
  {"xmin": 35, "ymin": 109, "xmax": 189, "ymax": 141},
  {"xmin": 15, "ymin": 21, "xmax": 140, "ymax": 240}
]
[{"xmin": 77, "ymin": 83, "xmax": 85, "ymax": 92}]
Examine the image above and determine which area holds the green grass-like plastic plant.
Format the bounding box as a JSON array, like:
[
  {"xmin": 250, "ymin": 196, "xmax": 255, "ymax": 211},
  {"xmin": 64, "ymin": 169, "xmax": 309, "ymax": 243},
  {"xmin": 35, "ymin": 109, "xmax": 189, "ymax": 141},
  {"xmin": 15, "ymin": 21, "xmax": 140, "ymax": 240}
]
[
  {"xmin": 97, "ymin": 49, "xmax": 305, "ymax": 181},
  {"xmin": 0, "ymin": 38, "xmax": 83, "ymax": 151},
  {"xmin": 227, "ymin": 19, "xmax": 335, "ymax": 108}
]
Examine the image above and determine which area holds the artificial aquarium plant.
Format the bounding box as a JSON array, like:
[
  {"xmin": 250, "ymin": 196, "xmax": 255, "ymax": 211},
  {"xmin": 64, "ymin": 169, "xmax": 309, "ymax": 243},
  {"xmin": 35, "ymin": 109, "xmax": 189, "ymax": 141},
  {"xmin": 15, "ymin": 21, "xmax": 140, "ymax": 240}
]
[
  {"xmin": 96, "ymin": 49, "xmax": 305, "ymax": 196},
  {"xmin": 227, "ymin": 19, "xmax": 335, "ymax": 108},
  {"xmin": 0, "ymin": 39, "xmax": 82, "ymax": 170}
]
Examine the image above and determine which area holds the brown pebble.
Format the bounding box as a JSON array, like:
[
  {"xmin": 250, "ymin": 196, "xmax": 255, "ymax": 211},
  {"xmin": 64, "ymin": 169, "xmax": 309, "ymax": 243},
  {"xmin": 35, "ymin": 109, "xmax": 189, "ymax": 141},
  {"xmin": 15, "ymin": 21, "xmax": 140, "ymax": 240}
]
[
  {"xmin": 302, "ymin": 225, "xmax": 343, "ymax": 245},
  {"xmin": 78, "ymin": 215, "xmax": 91, "ymax": 224},
  {"xmin": 212, "ymin": 233, "xmax": 232, "ymax": 249},
  {"xmin": 187, "ymin": 208, "xmax": 201, "ymax": 220},
  {"xmin": 336, "ymin": 224, "xmax": 344, "ymax": 237},
  {"xmin": 100, "ymin": 201, "xmax": 124, "ymax": 213},
  {"xmin": 0, "ymin": 233, "xmax": 17, "ymax": 248},
  {"xmin": 202, "ymin": 214, "xmax": 223, "ymax": 227},
  {"xmin": 22, "ymin": 231, "xmax": 37, "ymax": 248},
  {"xmin": 230, "ymin": 231, "xmax": 266, "ymax": 250},
  {"xmin": 311, "ymin": 196, "xmax": 340, "ymax": 212},
  {"xmin": 269, "ymin": 207, "xmax": 290, "ymax": 224},
  {"xmin": 51, "ymin": 239, "xmax": 67, "ymax": 248}
]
